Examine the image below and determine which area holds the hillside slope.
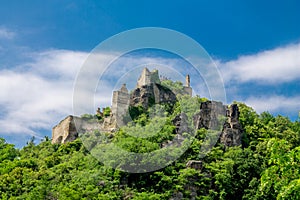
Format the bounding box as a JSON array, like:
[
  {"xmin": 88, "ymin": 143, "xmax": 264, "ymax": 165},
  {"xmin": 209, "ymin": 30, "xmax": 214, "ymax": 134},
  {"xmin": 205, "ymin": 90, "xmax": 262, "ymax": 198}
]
[{"xmin": 0, "ymin": 101, "xmax": 300, "ymax": 200}]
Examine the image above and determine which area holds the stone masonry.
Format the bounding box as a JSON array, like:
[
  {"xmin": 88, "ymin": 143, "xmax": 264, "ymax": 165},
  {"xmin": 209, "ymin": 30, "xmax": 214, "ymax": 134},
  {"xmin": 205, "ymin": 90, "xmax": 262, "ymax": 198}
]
[
  {"xmin": 52, "ymin": 115, "xmax": 102, "ymax": 144},
  {"xmin": 111, "ymin": 84, "xmax": 130, "ymax": 126},
  {"xmin": 136, "ymin": 68, "xmax": 161, "ymax": 88},
  {"xmin": 183, "ymin": 74, "xmax": 192, "ymax": 96},
  {"xmin": 52, "ymin": 115, "xmax": 78, "ymax": 144}
]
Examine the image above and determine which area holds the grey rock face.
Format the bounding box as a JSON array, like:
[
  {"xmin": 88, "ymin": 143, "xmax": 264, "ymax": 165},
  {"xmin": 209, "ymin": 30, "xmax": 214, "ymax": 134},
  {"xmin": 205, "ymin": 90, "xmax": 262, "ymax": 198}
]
[
  {"xmin": 220, "ymin": 104, "xmax": 242, "ymax": 147},
  {"xmin": 130, "ymin": 83, "xmax": 177, "ymax": 110},
  {"xmin": 193, "ymin": 101, "xmax": 227, "ymax": 130},
  {"xmin": 172, "ymin": 113, "xmax": 190, "ymax": 135},
  {"xmin": 193, "ymin": 101, "xmax": 243, "ymax": 147}
]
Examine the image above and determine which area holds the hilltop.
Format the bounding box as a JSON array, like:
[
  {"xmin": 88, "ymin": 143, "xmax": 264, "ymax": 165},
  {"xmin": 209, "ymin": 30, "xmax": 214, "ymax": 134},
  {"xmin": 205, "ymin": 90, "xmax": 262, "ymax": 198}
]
[
  {"xmin": 0, "ymin": 68, "xmax": 299, "ymax": 199},
  {"xmin": 52, "ymin": 68, "xmax": 242, "ymax": 149}
]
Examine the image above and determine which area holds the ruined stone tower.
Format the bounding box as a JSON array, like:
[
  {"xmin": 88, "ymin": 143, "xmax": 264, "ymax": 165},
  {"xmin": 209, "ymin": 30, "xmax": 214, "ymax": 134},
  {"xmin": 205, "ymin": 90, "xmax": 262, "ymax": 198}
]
[
  {"xmin": 111, "ymin": 84, "xmax": 130, "ymax": 126},
  {"xmin": 137, "ymin": 68, "xmax": 161, "ymax": 87},
  {"xmin": 186, "ymin": 74, "xmax": 190, "ymax": 87},
  {"xmin": 183, "ymin": 74, "xmax": 192, "ymax": 96}
]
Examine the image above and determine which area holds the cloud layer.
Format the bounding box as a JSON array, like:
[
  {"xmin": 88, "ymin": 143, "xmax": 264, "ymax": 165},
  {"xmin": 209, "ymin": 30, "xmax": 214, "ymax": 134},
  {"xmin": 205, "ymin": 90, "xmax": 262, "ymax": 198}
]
[
  {"xmin": 0, "ymin": 50, "xmax": 88, "ymax": 139},
  {"xmin": 220, "ymin": 42, "xmax": 300, "ymax": 83},
  {"xmin": 244, "ymin": 95, "xmax": 300, "ymax": 114}
]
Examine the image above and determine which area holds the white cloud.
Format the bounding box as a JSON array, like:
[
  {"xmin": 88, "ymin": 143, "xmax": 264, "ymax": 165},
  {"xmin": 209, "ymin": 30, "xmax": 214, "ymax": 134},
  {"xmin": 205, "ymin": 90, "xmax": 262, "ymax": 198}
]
[
  {"xmin": 220, "ymin": 42, "xmax": 300, "ymax": 83},
  {"xmin": 0, "ymin": 50, "xmax": 89, "ymax": 138},
  {"xmin": 0, "ymin": 27, "xmax": 15, "ymax": 40},
  {"xmin": 244, "ymin": 95, "xmax": 300, "ymax": 114},
  {"xmin": 0, "ymin": 49, "xmax": 191, "ymax": 140}
]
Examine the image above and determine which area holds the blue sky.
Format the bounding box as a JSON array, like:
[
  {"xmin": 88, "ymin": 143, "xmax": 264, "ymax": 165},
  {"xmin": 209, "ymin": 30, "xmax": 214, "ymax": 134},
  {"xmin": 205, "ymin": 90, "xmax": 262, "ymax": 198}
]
[{"xmin": 0, "ymin": 0, "xmax": 300, "ymax": 147}]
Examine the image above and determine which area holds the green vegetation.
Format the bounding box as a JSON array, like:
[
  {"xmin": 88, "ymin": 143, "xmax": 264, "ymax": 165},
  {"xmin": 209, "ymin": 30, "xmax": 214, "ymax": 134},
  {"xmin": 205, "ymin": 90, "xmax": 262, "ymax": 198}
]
[
  {"xmin": 103, "ymin": 107, "xmax": 111, "ymax": 117},
  {"xmin": 0, "ymin": 101, "xmax": 299, "ymax": 199},
  {"xmin": 161, "ymin": 80, "xmax": 185, "ymax": 95}
]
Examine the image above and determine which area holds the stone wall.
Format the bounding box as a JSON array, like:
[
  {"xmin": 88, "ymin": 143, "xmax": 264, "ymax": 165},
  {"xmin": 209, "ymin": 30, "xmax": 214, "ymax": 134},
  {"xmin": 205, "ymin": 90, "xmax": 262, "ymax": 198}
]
[
  {"xmin": 183, "ymin": 86, "xmax": 192, "ymax": 96},
  {"xmin": 183, "ymin": 74, "xmax": 192, "ymax": 96},
  {"xmin": 111, "ymin": 84, "xmax": 130, "ymax": 126},
  {"xmin": 52, "ymin": 115, "xmax": 78, "ymax": 144},
  {"xmin": 52, "ymin": 68, "xmax": 243, "ymax": 147},
  {"xmin": 52, "ymin": 115, "xmax": 102, "ymax": 144}
]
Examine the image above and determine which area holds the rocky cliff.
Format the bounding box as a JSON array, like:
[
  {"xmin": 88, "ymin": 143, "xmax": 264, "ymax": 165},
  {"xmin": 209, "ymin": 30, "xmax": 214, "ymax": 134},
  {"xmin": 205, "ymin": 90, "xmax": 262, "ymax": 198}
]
[{"xmin": 220, "ymin": 104, "xmax": 242, "ymax": 147}]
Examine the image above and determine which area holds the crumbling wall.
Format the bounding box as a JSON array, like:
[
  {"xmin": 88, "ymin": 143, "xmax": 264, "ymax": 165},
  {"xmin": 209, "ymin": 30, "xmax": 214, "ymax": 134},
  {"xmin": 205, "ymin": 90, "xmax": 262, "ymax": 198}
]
[
  {"xmin": 52, "ymin": 115, "xmax": 78, "ymax": 144},
  {"xmin": 111, "ymin": 84, "xmax": 130, "ymax": 126},
  {"xmin": 136, "ymin": 68, "xmax": 161, "ymax": 88},
  {"xmin": 52, "ymin": 115, "xmax": 102, "ymax": 144}
]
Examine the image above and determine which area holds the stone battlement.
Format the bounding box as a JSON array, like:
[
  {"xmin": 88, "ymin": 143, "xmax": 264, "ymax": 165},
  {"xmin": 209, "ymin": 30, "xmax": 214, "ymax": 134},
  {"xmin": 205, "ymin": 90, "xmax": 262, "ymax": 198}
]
[{"xmin": 137, "ymin": 68, "xmax": 161, "ymax": 87}]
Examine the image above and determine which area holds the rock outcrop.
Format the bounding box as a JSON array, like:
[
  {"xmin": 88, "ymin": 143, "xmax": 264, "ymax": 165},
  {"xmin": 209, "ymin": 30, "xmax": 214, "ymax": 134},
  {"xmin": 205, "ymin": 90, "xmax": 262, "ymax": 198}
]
[
  {"xmin": 193, "ymin": 101, "xmax": 243, "ymax": 147},
  {"xmin": 131, "ymin": 68, "xmax": 177, "ymax": 109},
  {"xmin": 193, "ymin": 101, "xmax": 227, "ymax": 130},
  {"xmin": 172, "ymin": 113, "xmax": 190, "ymax": 135},
  {"xmin": 130, "ymin": 83, "xmax": 177, "ymax": 109},
  {"xmin": 220, "ymin": 104, "xmax": 242, "ymax": 147}
]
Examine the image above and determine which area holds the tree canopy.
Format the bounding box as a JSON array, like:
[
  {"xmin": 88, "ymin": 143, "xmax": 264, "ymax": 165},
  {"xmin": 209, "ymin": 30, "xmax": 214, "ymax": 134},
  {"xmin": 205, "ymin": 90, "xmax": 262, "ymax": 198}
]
[{"xmin": 0, "ymin": 101, "xmax": 299, "ymax": 199}]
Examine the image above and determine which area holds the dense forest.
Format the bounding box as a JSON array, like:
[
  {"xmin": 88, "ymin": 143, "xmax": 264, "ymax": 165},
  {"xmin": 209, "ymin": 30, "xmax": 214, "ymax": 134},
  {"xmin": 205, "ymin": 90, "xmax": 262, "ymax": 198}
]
[{"xmin": 0, "ymin": 94, "xmax": 300, "ymax": 199}]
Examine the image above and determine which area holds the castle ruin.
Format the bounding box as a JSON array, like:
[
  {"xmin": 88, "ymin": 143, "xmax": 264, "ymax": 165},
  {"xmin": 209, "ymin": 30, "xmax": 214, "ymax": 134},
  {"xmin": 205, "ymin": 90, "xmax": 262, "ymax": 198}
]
[
  {"xmin": 111, "ymin": 68, "xmax": 191, "ymax": 124},
  {"xmin": 52, "ymin": 67, "xmax": 242, "ymax": 148}
]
